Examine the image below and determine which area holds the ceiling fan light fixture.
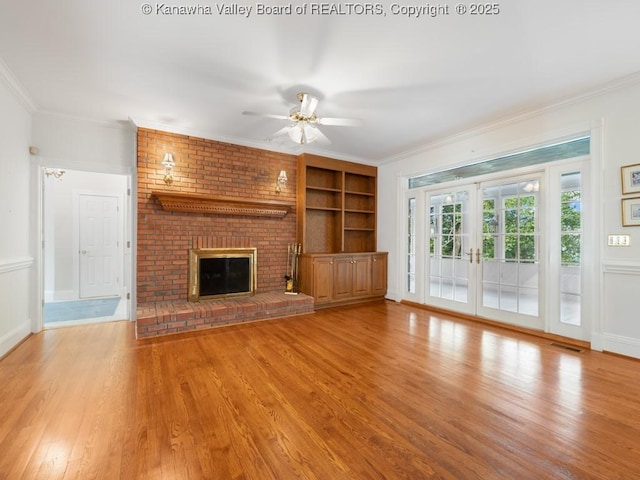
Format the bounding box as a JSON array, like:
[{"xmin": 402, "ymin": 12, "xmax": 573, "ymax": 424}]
[
  {"xmin": 288, "ymin": 123, "xmax": 319, "ymax": 145},
  {"xmin": 288, "ymin": 125, "xmax": 303, "ymax": 144},
  {"xmin": 243, "ymin": 91, "xmax": 358, "ymax": 146}
]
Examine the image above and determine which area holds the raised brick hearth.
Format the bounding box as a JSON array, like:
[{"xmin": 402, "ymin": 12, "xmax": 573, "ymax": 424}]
[{"xmin": 137, "ymin": 292, "xmax": 314, "ymax": 338}]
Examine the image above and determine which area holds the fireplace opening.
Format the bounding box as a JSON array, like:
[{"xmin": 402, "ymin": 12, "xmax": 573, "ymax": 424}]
[{"xmin": 189, "ymin": 248, "xmax": 257, "ymax": 301}]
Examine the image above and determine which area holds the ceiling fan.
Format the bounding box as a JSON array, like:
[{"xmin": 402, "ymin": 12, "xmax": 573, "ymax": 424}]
[{"xmin": 242, "ymin": 92, "xmax": 361, "ymax": 145}]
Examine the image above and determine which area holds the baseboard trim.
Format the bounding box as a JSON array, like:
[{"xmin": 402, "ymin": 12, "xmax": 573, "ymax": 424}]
[
  {"xmin": 601, "ymin": 333, "xmax": 640, "ymax": 360},
  {"xmin": 0, "ymin": 322, "xmax": 32, "ymax": 360}
]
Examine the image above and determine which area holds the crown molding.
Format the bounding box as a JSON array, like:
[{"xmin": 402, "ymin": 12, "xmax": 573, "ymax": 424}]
[
  {"xmin": 0, "ymin": 58, "xmax": 37, "ymax": 112},
  {"xmin": 382, "ymin": 70, "xmax": 640, "ymax": 165}
]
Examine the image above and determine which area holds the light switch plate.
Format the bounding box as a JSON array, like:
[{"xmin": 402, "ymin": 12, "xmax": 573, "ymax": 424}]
[{"xmin": 608, "ymin": 234, "xmax": 631, "ymax": 246}]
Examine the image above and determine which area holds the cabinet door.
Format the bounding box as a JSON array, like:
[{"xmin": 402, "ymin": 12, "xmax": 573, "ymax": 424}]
[
  {"xmin": 333, "ymin": 257, "xmax": 354, "ymax": 300},
  {"xmin": 371, "ymin": 253, "xmax": 388, "ymax": 297},
  {"xmin": 313, "ymin": 257, "xmax": 334, "ymax": 304},
  {"xmin": 352, "ymin": 255, "xmax": 372, "ymax": 297}
]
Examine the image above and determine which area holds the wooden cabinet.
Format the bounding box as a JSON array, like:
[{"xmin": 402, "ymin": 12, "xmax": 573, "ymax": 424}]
[
  {"xmin": 333, "ymin": 255, "xmax": 371, "ymax": 301},
  {"xmin": 298, "ymin": 252, "xmax": 387, "ymax": 308},
  {"xmin": 296, "ymin": 154, "xmax": 385, "ymax": 306},
  {"xmin": 297, "ymin": 154, "xmax": 377, "ymax": 254},
  {"xmin": 371, "ymin": 253, "xmax": 388, "ymax": 297}
]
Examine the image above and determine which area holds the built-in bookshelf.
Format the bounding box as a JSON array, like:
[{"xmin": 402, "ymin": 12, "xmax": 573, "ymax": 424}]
[{"xmin": 297, "ymin": 154, "xmax": 377, "ymax": 254}]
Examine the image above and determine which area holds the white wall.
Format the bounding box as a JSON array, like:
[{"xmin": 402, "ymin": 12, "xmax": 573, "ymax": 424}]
[
  {"xmin": 0, "ymin": 75, "xmax": 33, "ymax": 357},
  {"xmin": 32, "ymin": 113, "xmax": 135, "ymax": 173},
  {"xmin": 378, "ymin": 77, "xmax": 640, "ymax": 359}
]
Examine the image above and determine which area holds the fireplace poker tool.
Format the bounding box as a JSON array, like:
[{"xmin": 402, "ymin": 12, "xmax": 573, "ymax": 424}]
[
  {"xmin": 285, "ymin": 243, "xmax": 301, "ymax": 295},
  {"xmin": 293, "ymin": 243, "xmax": 301, "ymax": 292},
  {"xmin": 285, "ymin": 244, "xmax": 293, "ymax": 293}
]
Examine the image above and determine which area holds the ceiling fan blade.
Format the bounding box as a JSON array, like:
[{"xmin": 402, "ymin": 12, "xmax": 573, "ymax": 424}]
[
  {"xmin": 269, "ymin": 125, "xmax": 293, "ymax": 139},
  {"xmin": 317, "ymin": 116, "xmax": 361, "ymax": 127},
  {"xmin": 299, "ymin": 93, "xmax": 319, "ymax": 117},
  {"xmin": 242, "ymin": 111, "xmax": 289, "ymax": 121},
  {"xmin": 313, "ymin": 127, "xmax": 331, "ymax": 145}
]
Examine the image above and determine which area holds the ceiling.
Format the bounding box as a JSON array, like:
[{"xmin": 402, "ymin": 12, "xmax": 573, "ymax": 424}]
[{"xmin": 1, "ymin": 1, "xmax": 640, "ymax": 164}]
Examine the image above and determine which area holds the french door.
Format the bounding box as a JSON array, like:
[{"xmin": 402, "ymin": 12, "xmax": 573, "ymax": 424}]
[
  {"xmin": 424, "ymin": 174, "xmax": 543, "ymax": 330},
  {"xmin": 426, "ymin": 186, "xmax": 477, "ymax": 316},
  {"xmin": 407, "ymin": 162, "xmax": 590, "ymax": 340}
]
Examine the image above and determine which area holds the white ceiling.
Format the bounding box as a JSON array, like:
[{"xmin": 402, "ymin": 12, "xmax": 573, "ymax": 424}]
[{"xmin": 1, "ymin": 0, "xmax": 640, "ymax": 164}]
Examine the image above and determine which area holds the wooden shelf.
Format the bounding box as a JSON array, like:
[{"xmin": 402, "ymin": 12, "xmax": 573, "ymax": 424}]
[
  {"xmin": 345, "ymin": 190, "xmax": 375, "ymax": 196},
  {"xmin": 307, "ymin": 186, "xmax": 342, "ymax": 193},
  {"xmin": 307, "ymin": 206, "xmax": 342, "ymax": 212},
  {"xmin": 298, "ymin": 154, "xmax": 377, "ymax": 254},
  {"xmin": 151, "ymin": 191, "xmax": 292, "ymax": 218},
  {"xmin": 345, "ymin": 209, "xmax": 375, "ymax": 214}
]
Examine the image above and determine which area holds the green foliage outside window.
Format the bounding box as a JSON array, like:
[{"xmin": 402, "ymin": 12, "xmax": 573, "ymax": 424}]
[
  {"xmin": 482, "ymin": 199, "xmax": 496, "ymax": 259},
  {"xmin": 504, "ymin": 195, "xmax": 536, "ymax": 262},
  {"xmin": 561, "ymin": 190, "xmax": 581, "ymax": 265},
  {"xmin": 441, "ymin": 203, "xmax": 462, "ymax": 258}
]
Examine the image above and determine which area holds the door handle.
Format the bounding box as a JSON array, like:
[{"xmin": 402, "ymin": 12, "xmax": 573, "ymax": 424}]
[
  {"xmin": 476, "ymin": 248, "xmax": 481, "ymax": 264},
  {"xmin": 466, "ymin": 248, "xmax": 473, "ymax": 264},
  {"xmin": 81, "ymin": 250, "xmax": 87, "ymax": 255}
]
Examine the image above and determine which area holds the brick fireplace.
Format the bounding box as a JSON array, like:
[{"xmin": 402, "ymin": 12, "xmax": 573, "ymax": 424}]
[{"xmin": 136, "ymin": 128, "xmax": 313, "ymax": 338}]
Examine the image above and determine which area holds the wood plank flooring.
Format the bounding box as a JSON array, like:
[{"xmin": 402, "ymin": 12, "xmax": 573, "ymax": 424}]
[{"xmin": 1, "ymin": 301, "xmax": 639, "ymax": 479}]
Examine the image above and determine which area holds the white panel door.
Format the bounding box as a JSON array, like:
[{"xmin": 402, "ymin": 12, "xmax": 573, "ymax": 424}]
[{"xmin": 79, "ymin": 194, "xmax": 120, "ymax": 298}]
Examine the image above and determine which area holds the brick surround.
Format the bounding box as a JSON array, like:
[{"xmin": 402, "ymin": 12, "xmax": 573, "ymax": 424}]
[{"xmin": 136, "ymin": 128, "xmax": 306, "ymax": 337}]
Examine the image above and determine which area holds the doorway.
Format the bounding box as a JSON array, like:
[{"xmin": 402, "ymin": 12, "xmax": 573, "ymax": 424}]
[
  {"xmin": 405, "ymin": 157, "xmax": 591, "ymax": 341},
  {"xmin": 43, "ymin": 169, "xmax": 129, "ymax": 327},
  {"xmin": 423, "ymin": 173, "xmax": 544, "ymax": 331}
]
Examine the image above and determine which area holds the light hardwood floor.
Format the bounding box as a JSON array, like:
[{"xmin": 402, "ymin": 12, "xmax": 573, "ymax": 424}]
[{"xmin": 1, "ymin": 301, "xmax": 639, "ymax": 479}]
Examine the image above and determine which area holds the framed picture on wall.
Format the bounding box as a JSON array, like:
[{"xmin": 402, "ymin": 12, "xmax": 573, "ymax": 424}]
[
  {"xmin": 621, "ymin": 163, "xmax": 640, "ymax": 194},
  {"xmin": 621, "ymin": 197, "xmax": 640, "ymax": 226}
]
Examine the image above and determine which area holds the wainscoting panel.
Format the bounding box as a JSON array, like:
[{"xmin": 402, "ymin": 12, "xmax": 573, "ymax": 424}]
[
  {"xmin": 602, "ymin": 260, "xmax": 640, "ymax": 359},
  {"xmin": 0, "ymin": 257, "xmax": 33, "ymax": 357}
]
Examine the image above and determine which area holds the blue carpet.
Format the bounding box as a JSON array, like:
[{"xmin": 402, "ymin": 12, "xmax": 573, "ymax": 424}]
[{"xmin": 44, "ymin": 297, "xmax": 120, "ymax": 323}]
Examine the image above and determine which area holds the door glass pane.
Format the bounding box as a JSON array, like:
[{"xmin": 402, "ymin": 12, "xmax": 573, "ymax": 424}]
[
  {"xmin": 428, "ymin": 191, "xmax": 470, "ymax": 305},
  {"xmin": 407, "ymin": 197, "xmax": 416, "ymax": 294},
  {"xmin": 482, "ymin": 180, "xmax": 539, "ymax": 316},
  {"xmin": 560, "ymin": 173, "xmax": 582, "ymax": 325}
]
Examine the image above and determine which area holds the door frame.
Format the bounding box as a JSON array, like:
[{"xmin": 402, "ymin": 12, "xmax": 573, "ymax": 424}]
[
  {"xmin": 32, "ymin": 165, "xmax": 134, "ymax": 333},
  {"xmin": 401, "ymin": 153, "xmax": 598, "ymax": 342}
]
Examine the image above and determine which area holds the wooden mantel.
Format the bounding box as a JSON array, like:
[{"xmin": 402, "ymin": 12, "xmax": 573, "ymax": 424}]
[{"xmin": 151, "ymin": 191, "xmax": 293, "ymax": 218}]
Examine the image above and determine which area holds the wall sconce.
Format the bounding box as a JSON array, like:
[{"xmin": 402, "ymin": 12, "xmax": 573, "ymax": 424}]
[
  {"xmin": 44, "ymin": 168, "xmax": 66, "ymax": 179},
  {"xmin": 162, "ymin": 153, "xmax": 175, "ymax": 185},
  {"xmin": 276, "ymin": 170, "xmax": 287, "ymax": 194}
]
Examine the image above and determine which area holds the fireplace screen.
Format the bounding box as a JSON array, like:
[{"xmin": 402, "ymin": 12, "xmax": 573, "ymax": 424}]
[{"xmin": 188, "ymin": 248, "xmax": 257, "ymax": 301}]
